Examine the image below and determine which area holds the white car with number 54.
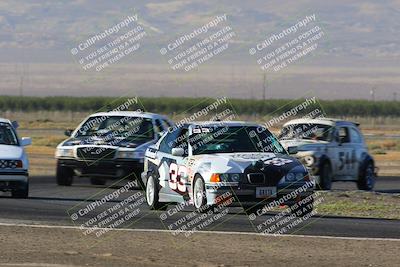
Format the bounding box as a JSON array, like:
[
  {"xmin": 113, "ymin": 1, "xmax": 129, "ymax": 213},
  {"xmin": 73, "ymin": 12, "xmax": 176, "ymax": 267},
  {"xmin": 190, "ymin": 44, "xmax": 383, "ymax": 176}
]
[
  {"xmin": 279, "ymin": 118, "xmax": 377, "ymax": 190},
  {"xmin": 142, "ymin": 121, "xmax": 314, "ymax": 215}
]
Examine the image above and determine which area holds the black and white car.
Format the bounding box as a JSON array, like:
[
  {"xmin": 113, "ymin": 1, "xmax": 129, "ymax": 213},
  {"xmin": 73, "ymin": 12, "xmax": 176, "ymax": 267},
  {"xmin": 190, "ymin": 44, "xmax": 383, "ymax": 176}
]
[
  {"xmin": 0, "ymin": 118, "xmax": 31, "ymax": 198},
  {"xmin": 55, "ymin": 111, "xmax": 173, "ymax": 187},
  {"xmin": 142, "ymin": 121, "xmax": 314, "ymax": 214},
  {"xmin": 279, "ymin": 118, "xmax": 377, "ymax": 190}
]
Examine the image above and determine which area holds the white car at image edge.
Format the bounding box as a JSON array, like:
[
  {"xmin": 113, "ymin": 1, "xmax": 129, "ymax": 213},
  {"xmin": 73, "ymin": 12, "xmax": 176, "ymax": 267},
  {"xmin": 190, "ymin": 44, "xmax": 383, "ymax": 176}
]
[{"xmin": 0, "ymin": 118, "xmax": 31, "ymax": 198}]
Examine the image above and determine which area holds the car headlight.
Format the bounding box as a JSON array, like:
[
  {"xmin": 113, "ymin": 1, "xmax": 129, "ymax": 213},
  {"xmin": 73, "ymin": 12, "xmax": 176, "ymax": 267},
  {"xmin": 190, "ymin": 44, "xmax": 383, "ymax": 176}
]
[
  {"xmin": 210, "ymin": 173, "xmax": 242, "ymax": 183},
  {"xmin": 56, "ymin": 148, "xmax": 74, "ymax": 158},
  {"xmin": 303, "ymin": 155, "xmax": 315, "ymax": 167},
  {"xmin": 281, "ymin": 172, "xmax": 307, "ymax": 182},
  {"xmin": 116, "ymin": 150, "xmax": 144, "ymax": 159}
]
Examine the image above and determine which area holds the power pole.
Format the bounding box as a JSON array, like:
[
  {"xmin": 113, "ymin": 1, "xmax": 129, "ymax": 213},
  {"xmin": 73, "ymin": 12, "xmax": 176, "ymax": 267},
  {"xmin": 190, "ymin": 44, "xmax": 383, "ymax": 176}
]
[
  {"xmin": 19, "ymin": 75, "xmax": 23, "ymax": 96},
  {"xmin": 370, "ymin": 87, "xmax": 375, "ymax": 101},
  {"xmin": 262, "ymin": 72, "xmax": 267, "ymax": 100}
]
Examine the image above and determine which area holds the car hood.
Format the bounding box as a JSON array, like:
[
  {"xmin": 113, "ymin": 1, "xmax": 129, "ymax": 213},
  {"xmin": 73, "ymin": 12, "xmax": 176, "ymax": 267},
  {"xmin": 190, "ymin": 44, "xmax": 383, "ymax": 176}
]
[
  {"xmin": 61, "ymin": 137, "xmax": 152, "ymax": 149},
  {"xmin": 0, "ymin": 144, "xmax": 23, "ymax": 159},
  {"xmin": 189, "ymin": 152, "xmax": 306, "ymax": 175},
  {"xmin": 280, "ymin": 139, "xmax": 328, "ymax": 151}
]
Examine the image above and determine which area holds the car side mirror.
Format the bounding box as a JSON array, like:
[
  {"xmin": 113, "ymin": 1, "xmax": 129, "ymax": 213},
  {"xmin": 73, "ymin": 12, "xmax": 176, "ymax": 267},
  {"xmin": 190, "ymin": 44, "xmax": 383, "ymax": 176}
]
[
  {"xmin": 172, "ymin": 148, "xmax": 185, "ymax": 157},
  {"xmin": 11, "ymin": 121, "xmax": 19, "ymax": 129},
  {"xmin": 21, "ymin": 137, "xmax": 32, "ymax": 146},
  {"xmin": 287, "ymin": 146, "xmax": 298, "ymax": 154},
  {"xmin": 64, "ymin": 129, "xmax": 73, "ymax": 137}
]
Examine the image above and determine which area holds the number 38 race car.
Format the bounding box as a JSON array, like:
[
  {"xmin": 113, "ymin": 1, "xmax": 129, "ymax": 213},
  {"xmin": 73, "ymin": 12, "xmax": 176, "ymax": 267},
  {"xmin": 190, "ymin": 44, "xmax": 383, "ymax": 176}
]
[{"xmin": 141, "ymin": 121, "xmax": 314, "ymax": 215}]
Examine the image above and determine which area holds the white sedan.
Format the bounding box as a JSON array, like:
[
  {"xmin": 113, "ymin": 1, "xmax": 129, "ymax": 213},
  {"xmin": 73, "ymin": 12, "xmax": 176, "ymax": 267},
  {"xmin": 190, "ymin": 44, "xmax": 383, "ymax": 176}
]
[{"xmin": 0, "ymin": 118, "xmax": 31, "ymax": 198}]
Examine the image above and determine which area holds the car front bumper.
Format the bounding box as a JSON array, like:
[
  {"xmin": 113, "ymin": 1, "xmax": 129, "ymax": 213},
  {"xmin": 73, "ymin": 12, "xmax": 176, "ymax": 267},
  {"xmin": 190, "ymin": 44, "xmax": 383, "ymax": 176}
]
[
  {"xmin": 58, "ymin": 158, "xmax": 143, "ymax": 180},
  {"xmin": 0, "ymin": 172, "xmax": 29, "ymax": 191},
  {"xmin": 205, "ymin": 182, "xmax": 314, "ymax": 207}
]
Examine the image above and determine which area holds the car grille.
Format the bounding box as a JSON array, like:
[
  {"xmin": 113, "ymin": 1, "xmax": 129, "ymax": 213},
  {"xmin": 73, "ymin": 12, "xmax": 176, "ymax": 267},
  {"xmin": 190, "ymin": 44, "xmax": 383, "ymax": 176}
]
[
  {"xmin": 247, "ymin": 173, "xmax": 265, "ymax": 184},
  {"xmin": 0, "ymin": 160, "xmax": 20, "ymax": 169},
  {"xmin": 77, "ymin": 147, "xmax": 116, "ymax": 160}
]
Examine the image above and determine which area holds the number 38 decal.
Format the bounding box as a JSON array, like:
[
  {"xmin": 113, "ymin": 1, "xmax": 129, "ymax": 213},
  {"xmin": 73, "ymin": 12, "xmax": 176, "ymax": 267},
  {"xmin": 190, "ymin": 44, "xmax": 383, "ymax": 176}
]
[{"xmin": 169, "ymin": 163, "xmax": 188, "ymax": 193}]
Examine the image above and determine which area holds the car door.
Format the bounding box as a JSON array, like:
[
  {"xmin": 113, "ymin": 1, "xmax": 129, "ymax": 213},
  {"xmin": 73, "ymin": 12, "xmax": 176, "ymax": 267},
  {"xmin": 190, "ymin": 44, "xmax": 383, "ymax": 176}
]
[
  {"xmin": 348, "ymin": 126, "xmax": 364, "ymax": 179},
  {"xmin": 335, "ymin": 126, "xmax": 357, "ymax": 179},
  {"xmin": 156, "ymin": 127, "xmax": 189, "ymax": 203}
]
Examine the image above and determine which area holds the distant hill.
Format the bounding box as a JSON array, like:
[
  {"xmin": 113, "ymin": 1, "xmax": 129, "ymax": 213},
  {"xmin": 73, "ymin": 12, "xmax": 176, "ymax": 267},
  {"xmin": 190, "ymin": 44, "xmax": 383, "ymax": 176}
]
[
  {"xmin": 0, "ymin": 1, "xmax": 399, "ymax": 100},
  {"xmin": 0, "ymin": 0, "xmax": 399, "ymax": 62}
]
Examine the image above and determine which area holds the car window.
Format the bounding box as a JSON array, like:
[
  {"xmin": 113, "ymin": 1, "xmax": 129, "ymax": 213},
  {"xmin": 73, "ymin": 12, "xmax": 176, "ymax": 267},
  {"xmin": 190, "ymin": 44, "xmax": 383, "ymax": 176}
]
[
  {"xmin": 339, "ymin": 127, "xmax": 350, "ymax": 143},
  {"xmin": 155, "ymin": 119, "xmax": 164, "ymax": 133},
  {"xmin": 279, "ymin": 123, "xmax": 333, "ymax": 141},
  {"xmin": 175, "ymin": 129, "xmax": 189, "ymax": 156},
  {"xmin": 190, "ymin": 126, "xmax": 285, "ymax": 155},
  {"xmin": 349, "ymin": 127, "xmax": 362, "ymax": 143},
  {"xmin": 162, "ymin": 119, "xmax": 172, "ymax": 128},
  {"xmin": 159, "ymin": 128, "xmax": 187, "ymax": 154},
  {"xmin": 0, "ymin": 123, "xmax": 18, "ymax": 146}
]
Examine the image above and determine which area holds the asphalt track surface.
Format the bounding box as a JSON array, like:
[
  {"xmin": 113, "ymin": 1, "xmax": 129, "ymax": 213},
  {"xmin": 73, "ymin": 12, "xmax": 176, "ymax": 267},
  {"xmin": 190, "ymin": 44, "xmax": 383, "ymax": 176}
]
[{"xmin": 0, "ymin": 176, "xmax": 399, "ymax": 239}]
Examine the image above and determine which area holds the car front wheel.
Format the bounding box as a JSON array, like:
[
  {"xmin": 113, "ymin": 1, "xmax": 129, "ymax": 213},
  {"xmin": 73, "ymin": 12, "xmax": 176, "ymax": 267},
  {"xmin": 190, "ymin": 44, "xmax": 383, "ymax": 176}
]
[
  {"xmin": 11, "ymin": 181, "xmax": 29, "ymax": 198},
  {"xmin": 318, "ymin": 162, "xmax": 332, "ymax": 190},
  {"xmin": 193, "ymin": 175, "xmax": 208, "ymax": 211},
  {"xmin": 357, "ymin": 162, "xmax": 375, "ymax": 191},
  {"xmin": 56, "ymin": 164, "xmax": 74, "ymax": 186}
]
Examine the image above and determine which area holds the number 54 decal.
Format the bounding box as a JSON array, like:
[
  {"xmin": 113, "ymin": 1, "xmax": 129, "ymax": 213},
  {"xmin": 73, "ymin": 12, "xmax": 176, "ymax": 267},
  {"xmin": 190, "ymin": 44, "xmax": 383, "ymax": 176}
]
[{"xmin": 169, "ymin": 163, "xmax": 188, "ymax": 193}]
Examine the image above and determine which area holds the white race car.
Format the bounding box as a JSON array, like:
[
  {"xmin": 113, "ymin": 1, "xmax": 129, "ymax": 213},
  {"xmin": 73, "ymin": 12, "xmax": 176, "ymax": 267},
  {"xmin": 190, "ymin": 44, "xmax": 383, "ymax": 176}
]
[
  {"xmin": 279, "ymin": 118, "xmax": 377, "ymax": 190},
  {"xmin": 0, "ymin": 118, "xmax": 31, "ymax": 198},
  {"xmin": 142, "ymin": 121, "xmax": 314, "ymax": 215},
  {"xmin": 55, "ymin": 111, "xmax": 173, "ymax": 187}
]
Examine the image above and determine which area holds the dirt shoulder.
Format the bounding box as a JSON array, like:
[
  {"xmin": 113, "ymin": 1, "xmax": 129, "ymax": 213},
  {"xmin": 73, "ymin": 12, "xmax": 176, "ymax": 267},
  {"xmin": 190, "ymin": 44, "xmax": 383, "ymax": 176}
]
[{"xmin": 0, "ymin": 225, "xmax": 399, "ymax": 267}]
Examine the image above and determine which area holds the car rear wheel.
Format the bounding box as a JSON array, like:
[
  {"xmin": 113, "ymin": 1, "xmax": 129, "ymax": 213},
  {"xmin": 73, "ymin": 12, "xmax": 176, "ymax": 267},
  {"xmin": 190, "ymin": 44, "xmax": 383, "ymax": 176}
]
[
  {"xmin": 11, "ymin": 181, "xmax": 29, "ymax": 198},
  {"xmin": 146, "ymin": 175, "xmax": 166, "ymax": 210},
  {"xmin": 90, "ymin": 177, "xmax": 106, "ymax": 185},
  {"xmin": 357, "ymin": 162, "xmax": 375, "ymax": 191},
  {"xmin": 56, "ymin": 164, "xmax": 74, "ymax": 186},
  {"xmin": 318, "ymin": 162, "xmax": 332, "ymax": 190}
]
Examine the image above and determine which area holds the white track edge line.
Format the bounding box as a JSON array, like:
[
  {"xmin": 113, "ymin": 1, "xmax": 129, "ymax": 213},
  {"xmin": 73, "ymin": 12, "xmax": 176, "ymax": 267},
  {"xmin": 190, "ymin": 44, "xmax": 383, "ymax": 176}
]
[{"xmin": 0, "ymin": 222, "xmax": 399, "ymax": 241}]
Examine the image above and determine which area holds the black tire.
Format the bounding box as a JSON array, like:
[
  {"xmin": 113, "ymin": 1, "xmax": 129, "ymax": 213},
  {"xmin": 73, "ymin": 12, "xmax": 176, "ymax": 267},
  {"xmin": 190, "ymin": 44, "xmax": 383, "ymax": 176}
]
[
  {"xmin": 56, "ymin": 164, "xmax": 74, "ymax": 186},
  {"xmin": 317, "ymin": 162, "xmax": 332, "ymax": 190},
  {"xmin": 357, "ymin": 161, "xmax": 375, "ymax": 191},
  {"xmin": 90, "ymin": 177, "xmax": 106, "ymax": 185},
  {"xmin": 193, "ymin": 175, "xmax": 209, "ymax": 211},
  {"xmin": 11, "ymin": 181, "xmax": 29, "ymax": 198},
  {"xmin": 146, "ymin": 175, "xmax": 166, "ymax": 210},
  {"xmin": 127, "ymin": 171, "xmax": 145, "ymax": 191}
]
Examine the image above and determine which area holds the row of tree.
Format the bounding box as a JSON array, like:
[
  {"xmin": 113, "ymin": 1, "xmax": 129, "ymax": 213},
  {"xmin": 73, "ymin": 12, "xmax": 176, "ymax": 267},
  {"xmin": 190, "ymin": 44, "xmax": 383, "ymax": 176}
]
[{"xmin": 0, "ymin": 96, "xmax": 399, "ymax": 117}]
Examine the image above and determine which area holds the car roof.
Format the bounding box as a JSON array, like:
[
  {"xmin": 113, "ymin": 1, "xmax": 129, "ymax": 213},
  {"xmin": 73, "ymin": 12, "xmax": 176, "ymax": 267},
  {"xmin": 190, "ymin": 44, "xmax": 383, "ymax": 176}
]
[
  {"xmin": 0, "ymin": 118, "xmax": 11, "ymax": 124},
  {"xmin": 88, "ymin": 111, "xmax": 169, "ymax": 120},
  {"xmin": 185, "ymin": 121, "xmax": 260, "ymax": 128},
  {"xmin": 283, "ymin": 118, "xmax": 359, "ymax": 127}
]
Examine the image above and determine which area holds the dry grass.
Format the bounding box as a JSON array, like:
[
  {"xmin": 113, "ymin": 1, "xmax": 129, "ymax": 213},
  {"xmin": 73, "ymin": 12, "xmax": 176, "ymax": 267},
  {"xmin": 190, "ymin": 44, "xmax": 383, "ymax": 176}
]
[{"xmin": 316, "ymin": 191, "xmax": 400, "ymax": 219}]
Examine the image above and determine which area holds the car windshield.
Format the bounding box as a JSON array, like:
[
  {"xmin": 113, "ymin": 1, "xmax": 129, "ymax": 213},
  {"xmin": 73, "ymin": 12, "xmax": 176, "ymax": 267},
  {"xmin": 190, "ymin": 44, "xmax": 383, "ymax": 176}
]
[
  {"xmin": 279, "ymin": 123, "xmax": 333, "ymax": 141},
  {"xmin": 75, "ymin": 116, "xmax": 155, "ymax": 141},
  {"xmin": 190, "ymin": 125, "xmax": 285, "ymax": 155},
  {"xmin": 0, "ymin": 123, "xmax": 18, "ymax": 145}
]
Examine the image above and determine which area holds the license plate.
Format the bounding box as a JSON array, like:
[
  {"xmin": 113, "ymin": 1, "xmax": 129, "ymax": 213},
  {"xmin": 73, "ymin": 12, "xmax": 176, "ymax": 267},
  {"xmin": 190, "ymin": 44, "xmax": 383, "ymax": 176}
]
[{"xmin": 256, "ymin": 187, "xmax": 277, "ymax": 198}]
